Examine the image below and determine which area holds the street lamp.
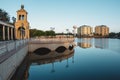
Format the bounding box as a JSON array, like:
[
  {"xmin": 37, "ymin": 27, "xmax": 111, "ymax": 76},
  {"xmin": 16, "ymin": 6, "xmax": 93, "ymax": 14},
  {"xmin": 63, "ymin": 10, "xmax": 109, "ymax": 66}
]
[
  {"xmin": 50, "ymin": 27, "xmax": 55, "ymax": 31},
  {"xmin": 66, "ymin": 29, "xmax": 69, "ymax": 38},
  {"xmin": 50, "ymin": 27, "xmax": 55, "ymax": 37},
  {"xmin": 73, "ymin": 25, "xmax": 77, "ymax": 37}
]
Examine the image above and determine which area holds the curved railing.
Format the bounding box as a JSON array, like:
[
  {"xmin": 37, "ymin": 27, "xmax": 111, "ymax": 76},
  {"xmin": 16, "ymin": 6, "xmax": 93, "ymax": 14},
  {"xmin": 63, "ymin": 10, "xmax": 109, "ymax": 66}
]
[{"xmin": 29, "ymin": 38, "xmax": 75, "ymax": 44}]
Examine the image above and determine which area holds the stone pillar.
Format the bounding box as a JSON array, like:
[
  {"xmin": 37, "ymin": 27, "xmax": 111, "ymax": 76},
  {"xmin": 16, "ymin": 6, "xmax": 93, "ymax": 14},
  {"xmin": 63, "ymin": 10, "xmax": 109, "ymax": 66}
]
[
  {"xmin": 7, "ymin": 27, "xmax": 10, "ymax": 40},
  {"xmin": 11, "ymin": 28, "xmax": 13, "ymax": 40},
  {"xmin": 2, "ymin": 25, "xmax": 5, "ymax": 40}
]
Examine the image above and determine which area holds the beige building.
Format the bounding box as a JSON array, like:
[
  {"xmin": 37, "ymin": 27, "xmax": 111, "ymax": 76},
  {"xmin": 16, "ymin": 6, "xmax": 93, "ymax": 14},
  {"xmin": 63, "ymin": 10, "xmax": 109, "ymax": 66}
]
[
  {"xmin": 95, "ymin": 25, "xmax": 109, "ymax": 36},
  {"xmin": 15, "ymin": 5, "xmax": 30, "ymax": 39},
  {"xmin": 77, "ymin": 25, "xmax": 93, "ymax": 37}
]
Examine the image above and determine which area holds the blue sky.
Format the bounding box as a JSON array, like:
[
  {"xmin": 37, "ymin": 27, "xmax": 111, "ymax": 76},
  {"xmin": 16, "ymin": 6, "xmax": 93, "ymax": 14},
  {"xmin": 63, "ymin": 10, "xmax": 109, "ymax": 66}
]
[{"xmin": 0, "ymin": 0, "xmax": 120, "ymax": 33}]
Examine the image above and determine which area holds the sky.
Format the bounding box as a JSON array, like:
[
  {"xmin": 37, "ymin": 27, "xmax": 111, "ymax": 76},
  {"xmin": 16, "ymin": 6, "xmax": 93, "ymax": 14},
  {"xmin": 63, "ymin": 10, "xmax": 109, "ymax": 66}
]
[{"xmin": 0, "ymin": 0, "xmax": 120, "ymax": 33}]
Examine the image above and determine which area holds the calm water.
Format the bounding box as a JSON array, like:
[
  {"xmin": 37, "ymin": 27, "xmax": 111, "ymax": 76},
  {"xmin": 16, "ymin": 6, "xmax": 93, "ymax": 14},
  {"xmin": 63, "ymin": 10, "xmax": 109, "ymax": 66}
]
[{"xmin": 11, "ymin": 38, "xmax": 120, "ymax": 80}]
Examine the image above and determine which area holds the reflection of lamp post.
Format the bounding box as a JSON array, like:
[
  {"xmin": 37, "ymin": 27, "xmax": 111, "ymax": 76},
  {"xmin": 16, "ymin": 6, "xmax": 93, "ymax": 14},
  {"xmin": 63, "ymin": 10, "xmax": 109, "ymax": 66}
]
[
  {"xmin": 72, "ymin": 55, "xmax": 74, "ymax": 63},
  {"xmin": 66, "ymin": 58, "xmax": 69, "ymax": 68},
  {"xmin": 51, "ymin": 62, "xmax": 55, "ymax": 73}
]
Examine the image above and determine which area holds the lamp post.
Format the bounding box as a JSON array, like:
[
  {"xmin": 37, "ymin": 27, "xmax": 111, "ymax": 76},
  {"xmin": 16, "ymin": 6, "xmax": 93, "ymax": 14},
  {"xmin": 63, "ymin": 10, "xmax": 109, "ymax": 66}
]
[
  {"xmin": 50, "ymin": 27, "xmax": 55, "ymax": 37},
  {"xmin": 66, "ymin": 29, "xmax": 69, "ymax": 38},
  {"xmin": 73, "ymin": 25, "xmax": 77, "ymax": 37},
  {"xmin": 50, "ymin": 27, "xmax": 55, "ymax": 31}
]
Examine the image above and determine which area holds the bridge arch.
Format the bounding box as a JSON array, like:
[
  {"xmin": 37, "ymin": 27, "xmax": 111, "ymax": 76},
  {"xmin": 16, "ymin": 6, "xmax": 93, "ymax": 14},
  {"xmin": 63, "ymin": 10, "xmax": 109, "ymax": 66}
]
[
  {"xmin": 55, "ymin": 46, "xmax": 67, "ymax": 53},
  {"xmin": 69, "ymin": 44, "xmax": 74, "ymax": 50},
  {"xmin": 33, "ymin": 47, "xmax": 51, "ymax": 55}
]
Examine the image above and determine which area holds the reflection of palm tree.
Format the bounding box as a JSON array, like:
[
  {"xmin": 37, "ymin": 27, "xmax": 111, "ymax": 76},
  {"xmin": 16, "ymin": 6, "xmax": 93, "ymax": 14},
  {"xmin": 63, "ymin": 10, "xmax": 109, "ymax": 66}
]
[{"xmin": 51, "ymin": 62, "xmax": 55, "ymax": 73}]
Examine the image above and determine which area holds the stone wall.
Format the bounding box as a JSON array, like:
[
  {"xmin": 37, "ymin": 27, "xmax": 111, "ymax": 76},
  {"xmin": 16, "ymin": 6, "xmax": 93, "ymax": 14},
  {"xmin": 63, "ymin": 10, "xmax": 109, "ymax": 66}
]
[{"xmin": 0, "ymin": 45, "xmax": 28, "ymax": 80}]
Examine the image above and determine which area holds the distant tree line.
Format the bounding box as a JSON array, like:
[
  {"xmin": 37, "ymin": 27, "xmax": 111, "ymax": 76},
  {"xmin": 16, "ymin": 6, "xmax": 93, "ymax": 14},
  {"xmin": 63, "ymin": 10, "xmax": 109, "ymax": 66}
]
[
  {"xmin": 109, "ymin": 32, "xmax": 120, "ymax": 38},
  {"xmin": 30, "ymin": 29, "xmax": 55, "ymax": 38},
  {"xmin": 30, "ymin": 29, "xmax": 74, "ymax": 38}
]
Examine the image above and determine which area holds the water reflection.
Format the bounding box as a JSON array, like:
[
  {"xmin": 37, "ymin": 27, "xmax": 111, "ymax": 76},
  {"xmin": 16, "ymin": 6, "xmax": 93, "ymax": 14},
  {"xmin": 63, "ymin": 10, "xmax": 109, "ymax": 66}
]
[
  {"xmin": 77, "ymin": 38, "xmax": 92, "ymax": 48},
  {"xmin": 11, "ymin": 50, "xmax": 74, "ymax": 80},
  {"xmin": 78, "ymin": 42, "xmax": 92, "ymax": 48},
  {"xmin": 10, "ymin": 38, "xmax": 120, "ymax": 80},
  {"xmin": 94, "ymin": 38, "xmax": 109, "ymax": 49},
  {"xmin": 77, "ymin": 38, "xmax": 109, "ymax": 49}
]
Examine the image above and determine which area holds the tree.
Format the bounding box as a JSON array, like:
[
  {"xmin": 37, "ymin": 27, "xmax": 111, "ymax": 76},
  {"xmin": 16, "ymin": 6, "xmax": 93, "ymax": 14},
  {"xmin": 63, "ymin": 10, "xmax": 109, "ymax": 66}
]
[
  {"xmin": 0, "ymin": 8, "xmax": 10, "ymax": 22},
  {"xmin": 109, "ymin": 32, "xmax": 116, "ymax": 38},
  {"xmin": 30, "ymin": 29, "xmax": 55, "ymax": 38},
  {"xmin": 45, "ymin": 30, "xmax": 55, "ymax": 36}
]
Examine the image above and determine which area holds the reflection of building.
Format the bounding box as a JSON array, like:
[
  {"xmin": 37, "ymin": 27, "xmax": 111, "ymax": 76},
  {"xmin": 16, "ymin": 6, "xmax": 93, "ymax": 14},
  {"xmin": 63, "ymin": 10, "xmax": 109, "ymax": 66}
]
[
  {"xmin": 78, "ymin": 42, "xmax": 91, "ymax": 48},
  {"xmin": 77, "ymin": 25, "xmax": 92, "ymax": 37},
  {"xmin": 77, "ymin": 38, "xmax": 92, "ymax": 48},
  {"xmin": 95, "ymin": 25, "xmax": 109, "ymax": 36},
  {"xmin": 94, "ymin": 38, "xmax": 109, "ymax": 49},
  {"xmin": 15, "ymin": 5, "xmax": 29, "ymax": 39}
]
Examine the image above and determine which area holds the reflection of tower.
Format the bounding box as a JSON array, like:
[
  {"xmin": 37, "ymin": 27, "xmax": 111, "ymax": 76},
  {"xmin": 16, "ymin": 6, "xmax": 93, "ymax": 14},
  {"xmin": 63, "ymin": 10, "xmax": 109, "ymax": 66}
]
[
  {"xmin": 15, "ymin": 5, "xmax": 30, "ymax": 39},
  {"xmin": 73, "ymin": 25, "xmax": 77, "ymax": 37}
]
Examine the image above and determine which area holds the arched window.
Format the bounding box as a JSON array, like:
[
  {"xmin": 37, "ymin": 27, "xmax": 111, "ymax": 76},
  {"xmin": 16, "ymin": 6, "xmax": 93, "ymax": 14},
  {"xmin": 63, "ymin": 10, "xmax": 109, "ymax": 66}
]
[
  {"xmin": 19, "ymin": 15, "xmax": 21, "ymax": 20},
  {"xmin": 22, "ymin": 15, "xmax": 24, "ymax": 20}
]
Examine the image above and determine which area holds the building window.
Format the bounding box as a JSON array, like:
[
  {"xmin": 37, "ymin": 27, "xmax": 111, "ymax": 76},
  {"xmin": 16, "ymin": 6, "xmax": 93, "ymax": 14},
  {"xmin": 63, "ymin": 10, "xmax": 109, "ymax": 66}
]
[
  {"xmin": 19, "ymin": 15, "xmax": 21, "ymax": 20},
  {"xmin": 19, "ymin": 15, "xmax": 24, "ymax": 20},
  {"xmin": 22, "ymin": 15, "xmax": 24, "ymax": 20}
]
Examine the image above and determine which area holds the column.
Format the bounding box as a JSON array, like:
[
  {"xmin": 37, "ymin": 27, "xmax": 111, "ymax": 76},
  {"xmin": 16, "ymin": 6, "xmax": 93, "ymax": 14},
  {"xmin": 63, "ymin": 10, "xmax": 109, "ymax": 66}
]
[
  {"xmin": 11, "ymin": 28, "xmax": 13, "ymax": 40},
  {"xmin": 2, "ymin": 25, "xmax": 5, "ymax": 40},
  {"xmin": 14, "ymin": 28, "xmax": 16, "ymax": 40},
  {"xmin": 7, "ymin": 27, "xmax": 10, "ymax": 40}
]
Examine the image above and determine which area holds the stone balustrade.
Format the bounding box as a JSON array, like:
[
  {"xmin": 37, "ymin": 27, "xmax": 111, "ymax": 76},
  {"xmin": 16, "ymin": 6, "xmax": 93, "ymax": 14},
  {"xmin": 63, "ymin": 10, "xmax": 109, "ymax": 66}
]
[{"xmin": 29, "ymin": 38, "xmax": 74, "ymax": 44}]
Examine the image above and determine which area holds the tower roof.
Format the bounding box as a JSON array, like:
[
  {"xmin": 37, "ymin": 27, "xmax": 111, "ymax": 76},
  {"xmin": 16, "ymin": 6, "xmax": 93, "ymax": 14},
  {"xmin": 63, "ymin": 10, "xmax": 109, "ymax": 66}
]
[{"xmin": 17, "ymin": 4, "xmax": 28, "ymax": 14}]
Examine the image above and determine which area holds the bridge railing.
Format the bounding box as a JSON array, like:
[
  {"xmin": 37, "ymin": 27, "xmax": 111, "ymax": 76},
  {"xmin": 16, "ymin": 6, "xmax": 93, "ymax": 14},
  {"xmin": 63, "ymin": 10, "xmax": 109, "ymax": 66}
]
[
  {"xmin": 0, "ymin": 39, "xmax": 29, "ymax": 55},
  {"xmin": 29, "ymin": 38, "xmax": 74, "ymax": 44}
]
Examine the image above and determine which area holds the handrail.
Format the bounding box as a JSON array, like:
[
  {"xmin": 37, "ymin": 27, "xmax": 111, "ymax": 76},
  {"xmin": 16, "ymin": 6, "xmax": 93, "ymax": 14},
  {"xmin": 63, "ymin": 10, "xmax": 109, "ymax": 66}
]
[
  {"xmin": 29, "ymin": 38, "xmax": 74, "ymax": 44},
  {"xmin": 0, "ymin": 39, "xmax": 29, "ymax": 55}
]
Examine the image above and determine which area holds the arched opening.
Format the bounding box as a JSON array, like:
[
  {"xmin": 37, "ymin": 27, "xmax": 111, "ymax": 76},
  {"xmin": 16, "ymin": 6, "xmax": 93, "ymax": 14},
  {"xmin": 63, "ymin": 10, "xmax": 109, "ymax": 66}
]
[
  {"xmin": 34, "ymin": 47, "xmax": 51, "ymax": 55},
  {"xmin": 18, "ymin": 27, "xmax": 25, "ymax": 39},
  {"xmin": 69, "ymin": 44, "xmax": 74, "ymax": 50},
  {"xmin": 19, "ymin": 15, "xmax": 21, "ymax": 20},
  {"xmin": 55, "ymin": 46, "xmax": 67, "ymax": 53},
  {"xmin": 22, "ymin": 15, "xmax": 24, "ymax": 20}
]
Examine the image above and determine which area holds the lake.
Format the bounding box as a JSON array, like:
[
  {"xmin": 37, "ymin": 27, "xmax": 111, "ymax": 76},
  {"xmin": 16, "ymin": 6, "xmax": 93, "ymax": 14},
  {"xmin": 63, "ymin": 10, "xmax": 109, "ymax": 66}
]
[{"xmin": 11, "ymin": 38, "xmax": 120, "ymax": 80}]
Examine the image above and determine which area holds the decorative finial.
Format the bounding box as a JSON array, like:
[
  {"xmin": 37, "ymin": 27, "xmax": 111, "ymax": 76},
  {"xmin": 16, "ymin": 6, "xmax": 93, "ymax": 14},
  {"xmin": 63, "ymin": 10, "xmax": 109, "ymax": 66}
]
[{"xmin": 21, "ymin": 4, "xmax": 24, "ymax": 9}]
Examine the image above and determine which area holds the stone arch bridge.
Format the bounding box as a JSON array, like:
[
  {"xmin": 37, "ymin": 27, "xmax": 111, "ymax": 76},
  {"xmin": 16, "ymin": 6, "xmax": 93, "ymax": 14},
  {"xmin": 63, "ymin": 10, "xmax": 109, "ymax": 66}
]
[{"xmin": 28, "ymin": 38, "xmax": 75, "ymax": 53}]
